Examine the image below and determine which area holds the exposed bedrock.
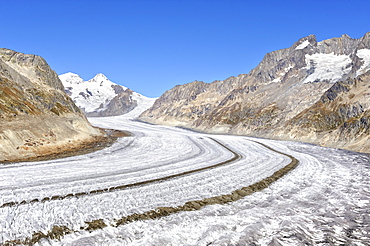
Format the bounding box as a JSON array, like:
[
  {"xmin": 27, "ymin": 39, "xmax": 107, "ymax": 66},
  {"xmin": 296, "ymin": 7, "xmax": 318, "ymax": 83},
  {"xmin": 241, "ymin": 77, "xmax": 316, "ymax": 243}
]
[
  {"xmin": 139, "ymin": 32, "xmax": 370, "ymax": 153},
  {"xmin": 0, "ymin": 48, "xmax": 103, "ymax": 162}
]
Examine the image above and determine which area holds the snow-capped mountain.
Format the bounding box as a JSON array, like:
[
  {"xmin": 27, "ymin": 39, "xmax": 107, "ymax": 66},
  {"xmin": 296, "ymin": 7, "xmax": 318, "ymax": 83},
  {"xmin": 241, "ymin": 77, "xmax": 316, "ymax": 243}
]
[
  {"xmin": 139, "ymin": 32, "xmax": 370, "ymax": 153},
  {"xmin": 59, "ymin": 72, "xmax": 156, "ymax": 117}
]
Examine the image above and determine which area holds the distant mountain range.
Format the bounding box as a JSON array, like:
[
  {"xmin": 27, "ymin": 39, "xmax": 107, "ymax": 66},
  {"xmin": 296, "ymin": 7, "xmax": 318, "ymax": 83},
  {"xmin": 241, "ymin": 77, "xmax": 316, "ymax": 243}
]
[
  {"xmin": 139, "ymin": 32, "xmax": 370, "ymax": 153},
  {"xmin": 59, "ymin": 72, "xmax": 156, "ymax": 117}
]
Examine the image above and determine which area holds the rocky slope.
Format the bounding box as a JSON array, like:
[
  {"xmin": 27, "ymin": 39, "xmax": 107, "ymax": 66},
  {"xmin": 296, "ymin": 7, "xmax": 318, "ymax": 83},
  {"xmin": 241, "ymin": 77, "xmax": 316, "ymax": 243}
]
[
  {"xmin": 139, "ymin": 32, "xmax": 370, "ymax": 153},
  {"xmin": 0, "ymin": 48, "xmax": 103, "ymax": 162},
  {"xmin": 59, "ymin": 72, "xmax": 156, "ymax": 117}
]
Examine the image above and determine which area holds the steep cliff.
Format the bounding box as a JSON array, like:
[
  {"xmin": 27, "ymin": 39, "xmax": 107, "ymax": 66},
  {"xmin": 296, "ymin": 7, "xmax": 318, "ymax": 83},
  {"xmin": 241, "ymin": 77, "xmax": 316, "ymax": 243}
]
[
  {"xmin": 139, "ymin": 32, "xmax": 370, "ymax": 153},
  {"xmin": 0, "ymin": 48, "xmax": 103, "ymax": 162}
]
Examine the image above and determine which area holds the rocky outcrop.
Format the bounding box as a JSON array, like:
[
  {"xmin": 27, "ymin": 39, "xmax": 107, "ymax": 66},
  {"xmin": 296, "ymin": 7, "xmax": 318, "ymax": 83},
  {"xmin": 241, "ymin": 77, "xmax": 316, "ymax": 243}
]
[
  {"xmin": 283, "ymin": 71, "xmax": 370, "ymax": 153},
  {"xmin": 139, "ymin": 32, "xmax": 370, "ymax": 153},
  {"xmin": 0, "ymin": 48, "xmax": 103, "ymax": 162},
  {"xmin": 86, "ymin": 88, "xmax": 138, "ymax": 117},
  {"xmin": 59, "ymin": 73, "xmax": 155, "ymax": 117}
]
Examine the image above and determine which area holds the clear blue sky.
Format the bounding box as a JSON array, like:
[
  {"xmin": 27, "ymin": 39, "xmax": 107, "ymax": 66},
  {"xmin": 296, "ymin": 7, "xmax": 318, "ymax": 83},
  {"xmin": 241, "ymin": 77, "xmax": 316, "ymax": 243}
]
[{"xmin": 1, "ymin": 0, "xmax": 369, "ymax": 97}]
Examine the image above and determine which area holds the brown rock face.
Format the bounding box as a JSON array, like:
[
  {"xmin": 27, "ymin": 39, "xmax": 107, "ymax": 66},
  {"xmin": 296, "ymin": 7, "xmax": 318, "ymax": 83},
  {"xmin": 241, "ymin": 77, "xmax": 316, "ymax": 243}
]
[
  {"xmin": 139, "ymin": 32, "xmax": 370, "ymax": 153},
  {"xmin": 284, "ymin": 71, "xmax": 370, "ymax": 153},
  {"xmin": 0, "ymin": 48, "xmax": 103, "ymax": 162},
  {"xmin": 87, "ymin": 89, "xmax": 138, "ymax": 117}
]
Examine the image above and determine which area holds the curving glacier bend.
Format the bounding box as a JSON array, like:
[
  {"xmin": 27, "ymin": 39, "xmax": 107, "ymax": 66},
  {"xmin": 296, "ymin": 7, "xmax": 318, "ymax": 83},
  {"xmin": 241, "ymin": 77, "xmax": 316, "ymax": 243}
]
[{"xmin": 0, "ymin": 116, "xmax": 369, "ymax": 245}]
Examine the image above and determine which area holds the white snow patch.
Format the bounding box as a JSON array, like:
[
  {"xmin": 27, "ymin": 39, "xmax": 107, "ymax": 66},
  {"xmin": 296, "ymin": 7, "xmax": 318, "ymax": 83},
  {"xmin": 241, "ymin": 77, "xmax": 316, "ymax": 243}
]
[
  {"xmin": 271, "ymin": 65, "xmax": 293, "ymax": 83},
  {"xmin": 295, "ymin": 40, "xmax": 310, "ymax": 50},
  {"xmin": 284, "ymin": 64, "xmax": 293, "ymax": 72},
  {"xmin": 303, "ymin": 53, "xmax": 352, "ymax": 83},
  {"xmin": 356, "ymin": 48, "xmax": 370, "ymax": 76}
]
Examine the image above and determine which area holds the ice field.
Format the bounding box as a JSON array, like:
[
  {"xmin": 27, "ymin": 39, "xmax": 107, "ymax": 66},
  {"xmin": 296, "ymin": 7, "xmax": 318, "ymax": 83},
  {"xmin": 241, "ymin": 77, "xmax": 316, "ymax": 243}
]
[{"xmin": 1, "ymin": 115, "xmax": 369, "ymax": 245}]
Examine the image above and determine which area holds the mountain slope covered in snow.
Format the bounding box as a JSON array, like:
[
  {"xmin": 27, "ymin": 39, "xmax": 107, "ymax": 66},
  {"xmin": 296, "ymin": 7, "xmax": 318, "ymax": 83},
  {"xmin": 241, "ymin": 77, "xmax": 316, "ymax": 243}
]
[
  {"xmin": 59, "ymin": 73, "xmax": 156, "ymax": 117},
  {"xmin": 139, "ymin": 32, "xmax": 370, "ymax": 153}
]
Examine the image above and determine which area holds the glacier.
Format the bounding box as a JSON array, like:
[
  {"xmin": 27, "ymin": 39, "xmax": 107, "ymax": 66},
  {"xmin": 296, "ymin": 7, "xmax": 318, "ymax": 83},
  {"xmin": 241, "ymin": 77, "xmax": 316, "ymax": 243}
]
[
  {"xmin": 0, "ymin": 115, "xmax": 369, "ymax": 245},
  {"xmin": 357, "ymin": 48, "xmax": 370, "ymax": 76},
  {"xmin": 303, "ymin": 53, "xmax": 352, "ymax": 83}
]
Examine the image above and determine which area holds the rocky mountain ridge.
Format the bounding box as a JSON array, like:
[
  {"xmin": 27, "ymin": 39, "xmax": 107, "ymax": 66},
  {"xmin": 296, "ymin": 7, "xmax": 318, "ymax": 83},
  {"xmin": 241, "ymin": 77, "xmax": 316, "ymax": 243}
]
[
  {"xmin": 0, "ymin": 48, "xmax": 103, "ymax": 162},
  {"xmin": 139, "ymin": 32, "xmax": 370, "ymax": 153},
  {"xmin": 59, "ymin": 72, "xmax": 156, "ymax": 117}
]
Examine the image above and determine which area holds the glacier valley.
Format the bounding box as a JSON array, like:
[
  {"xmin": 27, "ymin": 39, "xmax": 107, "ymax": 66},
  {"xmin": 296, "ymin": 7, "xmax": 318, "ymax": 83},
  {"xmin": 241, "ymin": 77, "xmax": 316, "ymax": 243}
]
[{"xmin": 0, "ymin": 115, "xmax": 369, "ymax": 245}]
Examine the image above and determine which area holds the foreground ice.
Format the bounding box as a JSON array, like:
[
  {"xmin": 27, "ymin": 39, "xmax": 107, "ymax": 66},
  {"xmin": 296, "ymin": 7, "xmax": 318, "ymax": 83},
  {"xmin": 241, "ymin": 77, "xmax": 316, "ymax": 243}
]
[{"xmin": 1, "ymin": 116, "xmax": 369, "ymax": 245}]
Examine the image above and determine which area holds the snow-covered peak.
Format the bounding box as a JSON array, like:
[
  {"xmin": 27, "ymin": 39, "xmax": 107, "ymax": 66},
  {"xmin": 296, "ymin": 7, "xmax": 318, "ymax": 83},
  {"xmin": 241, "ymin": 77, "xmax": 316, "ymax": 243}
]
[
  {"xmin": 93, "ymin": 73, "xmax": 107, "ymax": 80},
  {"xmin": 87, "ymin": 73, "xmax": 128, "ymax": 90},
  {"xmin": 59, "ymin": 72, "xmax": 122, "ymax": 113},
  {"xmin": 59, "ymin": 72, "xmax": 156, "ymax": 118},
  {"xmin": 91, "ymin": 73, "xmax": 109, "ymax": 81},
  {"xmin": 59, "ymin": 72, "xmax": 84, "ymax": 85},
  {"xmin": 89, "ymin": 73, "xmax": 108, "ymax": 83}
]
